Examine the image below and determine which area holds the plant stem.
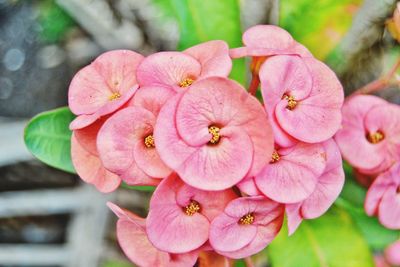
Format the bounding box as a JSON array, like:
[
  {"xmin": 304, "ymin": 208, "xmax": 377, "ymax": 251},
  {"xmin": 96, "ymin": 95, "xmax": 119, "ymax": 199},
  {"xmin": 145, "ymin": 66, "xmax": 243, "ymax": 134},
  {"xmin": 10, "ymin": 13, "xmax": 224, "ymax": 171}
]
[
  {"xmin": 244, "ymin": 257, "xmax": 255, "ymax": 267},
  {"xmin": 351, "ymin": 57, "xmax": 400, "ymax": 96},
  {"xmin": 248, "ymin": 73, "xmax": 260, "ymax": 96}
]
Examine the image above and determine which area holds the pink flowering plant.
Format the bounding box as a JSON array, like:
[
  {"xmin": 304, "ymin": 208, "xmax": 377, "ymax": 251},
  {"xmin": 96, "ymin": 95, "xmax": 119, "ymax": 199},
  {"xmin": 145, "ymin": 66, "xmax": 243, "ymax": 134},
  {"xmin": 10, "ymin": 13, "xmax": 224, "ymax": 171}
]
[{"xmin": 24, "ymin": 2, "xmax": 400, "ymax": 266}]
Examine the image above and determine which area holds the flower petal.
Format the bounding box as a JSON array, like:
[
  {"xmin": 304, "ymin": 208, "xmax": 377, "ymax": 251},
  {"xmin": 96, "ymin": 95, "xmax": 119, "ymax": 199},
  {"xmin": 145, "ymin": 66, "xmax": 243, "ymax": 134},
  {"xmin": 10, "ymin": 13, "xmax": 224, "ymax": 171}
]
[
  {"xmin": 184, "ymin": 40, "xmax": 232, "ymax": 77},
  {"xmin": 130, "ymin": 85, "xmax": 175, "ymax": 117},
  {"xmin": 256, "ymin": 143, "xmax": 326, "ymax": 203},
  {"xmin": 71, "ymin": 134, "xmax": 120, "ymax": 193},
  {"xmin": 136, "ymin": 52, "xmax": 201, "ymax": 90},
  {"xmin": 69, "ymin": 50, "xmax": 143, "ymax": 115}
]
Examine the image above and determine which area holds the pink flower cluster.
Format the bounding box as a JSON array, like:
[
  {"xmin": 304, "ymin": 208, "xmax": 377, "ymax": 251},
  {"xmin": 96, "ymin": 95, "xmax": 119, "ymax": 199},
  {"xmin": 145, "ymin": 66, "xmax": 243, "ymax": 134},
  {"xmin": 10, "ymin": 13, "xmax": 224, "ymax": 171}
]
[
  {"xmin": 335, "ymin": 95, "xmax": 400, "ymax": 229},
  {"xmin": 68, "ymin": 25, "xmax": 345, "ymax": 265}
]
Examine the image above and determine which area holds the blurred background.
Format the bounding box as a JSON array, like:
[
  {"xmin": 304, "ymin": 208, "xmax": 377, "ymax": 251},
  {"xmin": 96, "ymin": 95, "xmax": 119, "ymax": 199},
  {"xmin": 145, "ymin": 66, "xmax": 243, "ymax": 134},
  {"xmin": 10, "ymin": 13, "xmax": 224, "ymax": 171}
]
[{"xmin": 0, "ymin": 0, "xmax": 399, "ymax": 266}]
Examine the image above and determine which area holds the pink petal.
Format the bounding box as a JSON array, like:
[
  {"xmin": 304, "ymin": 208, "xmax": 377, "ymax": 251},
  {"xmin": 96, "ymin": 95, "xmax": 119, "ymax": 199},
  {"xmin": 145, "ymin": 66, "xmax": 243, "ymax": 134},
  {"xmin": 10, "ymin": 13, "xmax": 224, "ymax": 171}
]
[
  {"xmin": 300, "ymin": 139, "xmax": 345, "ymax": 219},
  {"xmin": 176, "ymin": 77, "xmax": 273, "ymax": 177},
  {"xmin": 134, "ymin": 141, "xmax": 172, "ymax": 178},
  {"xmin": 69, "ymin": 113, "xmax": 99, "ymax": 130},
  {"xmin": 274, "ymin": 57, "xmax": 344, "ymax": 143},
  {"xmin": 71, "ymin": 134, "xmax": 120, "ymax": 193},
  {"xmin": 69, "ymin": 50, "xmax": 143, "ymax": 115},
  {"xmin": 385, "ymin": 241, "xmax": 400, "ymax": 266},
  {"xmin": 154, "ymin": 94, "xmax": 198, "ymax": 170},
  {"xmin": 255, "ymin": 142, "xmax": 326, "ymax": 203},
  {"xmin": 184, "ymin": 40, "xmax": 232, "ymax": 77},
  {"xmin": 335, "ymin": 95, "xmax": 388, "ymax": 170},
  {"xmin": 130, "ymin": 85, "xmax": 176, "ymax": 117},
  {"xmin": 285, "ymin": 203, "xmax": 303, "ymax": 235},
  {"xmin": 379, "ymin": 186, "xmax": 400, "ymax": 229},
  {"xmin": 209, "ymin": 212, "xmax": 258, "ymax": 252},
  {"xmin": 146, "ymin": 175, "xmax": 210, "ymax": 253},
  {"xmin": 136, "ymin": 52, "xmax": 201, "ymax": 91},
  {"xmin": 237, "ymin": 177, "xmax": 262, "ymax": 196},
  {"xmin": 365, "ymin": 164, "xmax": 399, "ymax": 216},
  {"xmin": 97, "ymin": 107, "xmax": 154, "ymax": 174},
  {"xmin": 176, "ymin": 126, "xmax": 253, "ymax": 190},
  {"xmin": 107, "ymin": 202, "xmax": 198, "ymax": 267},
  {"xmin": 119, "ymin": 159, "xmax": 160, "ymax": 186},
  {"xmin": 243, "ymin": 25, "xmax": 294, "ymax": 51},
  {"xmin": 74, "ymin": 116, "xmax": 109, "ymax": 156}
]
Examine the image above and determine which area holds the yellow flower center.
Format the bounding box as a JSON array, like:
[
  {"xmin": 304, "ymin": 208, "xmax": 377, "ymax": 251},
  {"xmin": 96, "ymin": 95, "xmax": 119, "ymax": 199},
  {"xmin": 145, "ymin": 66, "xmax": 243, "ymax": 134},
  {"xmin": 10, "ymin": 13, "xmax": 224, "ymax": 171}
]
[
  {"xmin": 179, "ymin": 78, "xmax": 194, "ymax": 88},
  {"xmin": 239, "ymin": 213, "xmax": 255, "ymax": 225},
  {"xmin": 144, "ymin": 134, "xmax": 155, "ymax": 148},
  {"xmin": 208, "ymin": 126, "xmax": 221, "ymax": 145},
  {"xmin": 184, "ymin": 201, "xmax": 201, "ymax": 216},
  {"xmin": 367, "ymin": 131, "xmax": 384, "ymax": 144},
  {"xmin": 108, "ymin": 92, "xmax": 121, "ymax": 101},
  {"xmin": 283, "ymin": 94, "xmax": 297, "ymax": 110},
  {"xmin": 270, "ymin": 151, "xmax": 280, "ymax": 163}
]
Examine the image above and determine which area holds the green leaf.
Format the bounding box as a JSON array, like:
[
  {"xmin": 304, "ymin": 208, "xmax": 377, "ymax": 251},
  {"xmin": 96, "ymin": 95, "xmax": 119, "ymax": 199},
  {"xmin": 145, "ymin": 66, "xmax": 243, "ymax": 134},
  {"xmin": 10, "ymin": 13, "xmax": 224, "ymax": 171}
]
[
  {"xmin": 24, "ymin": 107, "xmax": 76, "ymax": 173},
  {"xmin": 120, "ymin": 182, "xmax": 156, "ymax": 192},
  {"xmin": 268, "ymin": 206, "xmax": 374, "ymax": 267},
  {"xmin": 155, "ymin": 0, "xmax": 245, "ymax": 84},
  {"xmin": 280, "ymin": 0, "xmax": 362, "ymax": 60}
]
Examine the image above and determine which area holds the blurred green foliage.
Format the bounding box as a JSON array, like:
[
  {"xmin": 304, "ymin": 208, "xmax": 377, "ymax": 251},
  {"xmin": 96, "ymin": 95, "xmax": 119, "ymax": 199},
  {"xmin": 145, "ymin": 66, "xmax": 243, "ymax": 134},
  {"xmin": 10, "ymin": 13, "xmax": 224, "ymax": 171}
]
[
  {"xmin": 37, "ymin": 0, "xmax": 75, "ymax": 43},
  {"xmin": 268, "ymin": 206, "xmax": 374, "ymax": 267},
  {"xmin": 280, "ymin": 0, "xmax": 362, "ymax": 60},
  {"xmin": 153, "ymin": 0, "xmax": 246, "ymax": 84}
]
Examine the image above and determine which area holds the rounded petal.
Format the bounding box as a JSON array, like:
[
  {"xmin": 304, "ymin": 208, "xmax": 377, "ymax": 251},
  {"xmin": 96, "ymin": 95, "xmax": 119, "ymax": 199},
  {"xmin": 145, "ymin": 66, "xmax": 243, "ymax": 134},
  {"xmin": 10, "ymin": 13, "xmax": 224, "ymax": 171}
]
[
  {"xmin": 134, "ymin": 141, "xmax": 172, "ymax": 178},
  {"xmin": 146, "ymin": 175, "xmax": 209, "ymax": 253},
  {"xmin": 274, "ymin": 57, "xmax": 344, "ymax": 143},
  {"xmin": 243, "ymin": 25, "xmax": 294, "ymax": 51},
  {"xmin": 301, "ymin": 139, "xmax": 345, "ymax": 219},
  {"xmin": 176, "ymin": 77, "xmax": 273, "ymax": 177},
  {"xmin": 74, "ymin": 116, "xmax": 109, "ymax": 156},
  {"xmin": 285, "ymin": 203, "xmax": 303, "ymax": 235},
  {"xmin": 177, "ymin": 126, "xmax": 253, "ymax": 190},
  {"xmin": 237, "ymin": 177, "xmax": 262, "ymax": 196},
  {"xmin": 120, "ymin": 160, "xmax": 160, "ymax": 186},
  {"xmin": 184, "ymin": 40, "xmax": 232, "ymax": 77},
  {"xmin": 256, "ymin": 143, "xmax": 326, "ymax": 203},
  {"xmin": 335, "ymin": 95, "xmax": 387, "ymax": 170},
  {"xmin": 210, "ymin": 212, "xmax": 258, "ymax": 252},
  {"xmin": 69, "ymin": 50, "xmax": 143, "ymax": 115},
  {"xmin": 71, "ymin": 134, "xmax": 120, "ymax": 193},
  {"xmin": 136, "ymin": 52, "xmax": 201, "ymax": 90},
  {"xmin": 378, "ymin": 186, "xmax": 400, "ymax": 229},
  {"xmin": 385, "ymin": 241, "xmax": 400, "ymax": 266},
  {"xmin": 131, "ymin": 85, "xmax": 175, "ymax": 117},
  {"xmin": 69, "ymin": 113, "xmax": 100, "ymax": 130},
  {"xmin": 97, "ymin": 107, "xmax": 154, "ymax": 174}
]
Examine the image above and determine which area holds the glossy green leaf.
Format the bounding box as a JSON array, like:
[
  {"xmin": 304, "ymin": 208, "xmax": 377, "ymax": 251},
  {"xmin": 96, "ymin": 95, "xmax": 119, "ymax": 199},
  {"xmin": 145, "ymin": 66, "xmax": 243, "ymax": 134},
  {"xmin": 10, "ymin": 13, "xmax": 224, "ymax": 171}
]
[
  {"xmin": 24, "ymin": 107, "xmax": 76, "ymax": 173},
  {"xmin": 120, "ymin": 182, "xmax": 156, "ymax": 192},
  {"xmin": 280, "ymin": 0, "xmax": 362, "ymax": 60},
  {"xmin": 154, "ymin": 0, "xmax": 245, "ymax": 84},
  {"xmin": 268, "ymin": 206, "xmax": 374, "ymax": 267}
]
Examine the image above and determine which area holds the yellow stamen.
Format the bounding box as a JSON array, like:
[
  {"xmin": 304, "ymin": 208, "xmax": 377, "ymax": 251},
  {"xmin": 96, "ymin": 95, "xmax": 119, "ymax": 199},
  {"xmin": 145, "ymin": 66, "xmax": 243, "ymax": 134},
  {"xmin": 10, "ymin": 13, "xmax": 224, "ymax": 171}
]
[
  {"xmin": 271, "ymin": 151, "xmax": 280, "ymax": 163},
  {"xmin": 208, "ymin": 126, "xmax": 221, "ymax": 145},
  {"xmin": 283, "ymin": 94, "xmax": 297, "ymax": 110},
  {"xmin": 144, "ymin": 134, "xmax": 155, "ymax": 148},
  {"xmin": 184, "ymin": 201, "xmax": 201, "ymax": 216},
  {"xmin": 239, "ymin": 213, "xmax": 255, "ymax": 225},
  {"xmin": 367, "ymin": 131, "xmax": 384, "ymax": 144},
  {"xmin": 179, "ymin": 78, "xmax": 194, "ymax": 88},
  {"xmin": 109, "ymin": 92, "xmax": 121, "ymax": 101}
]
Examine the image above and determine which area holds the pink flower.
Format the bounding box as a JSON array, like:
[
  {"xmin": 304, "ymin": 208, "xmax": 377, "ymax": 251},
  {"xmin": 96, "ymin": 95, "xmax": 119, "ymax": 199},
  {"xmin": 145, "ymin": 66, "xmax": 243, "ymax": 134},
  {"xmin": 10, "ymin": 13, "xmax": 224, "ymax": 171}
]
[
  {"xmin": 136, "ymin": 41, "xmax": 231, "ymax": 92},
  {"xmin": 285, "ymin": 139, "xmax": 345, "ymax": 234},
  {"xmin": 385, "ymin": 240, "xmax": 400, "ymax": 266},
  {"xmin": 230, "ymin": 25, "xmax": 312, "ymax": 59},
  {"xmin": 260, "ymin": 55, "xmax": 344, "ymax": 146},
  {"xmin": 69, "ymin": 50, "xmax": 143, "ymax": 129},
  {"xmin": 146, "ymin": 174, "xmax": 236, "ymax": 253},
  {"xmin": 97, "ymin": 86, "xmax": 174, "ymax": 185},
  {"xmin": 335, "ymin": 95, "xmax": 400, "ymax": 174},
  {"xmin": 71, "ymin": 118, "xmax": 121, "ymax": 193},
  {"xmin": 365, "ymin": 162, "xmax": 400, "ymax": 229},
  {"xmin": 255, "ymin": 142, "xmax": 327, "ymax": 203},
  {"xmin": 209, "ymin": 196, "xmax": 284, "ymax": 259},
  {"xmin": 154, "ymin": 77, "xmax": 274, "ymax": 190},
  {"xmin": 237, "ymin": 176, "xmax": 262, "ymax": 197},
  {"xmin": 107, "ymin": 202, "xmax": 198, "ymax": 267}
]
